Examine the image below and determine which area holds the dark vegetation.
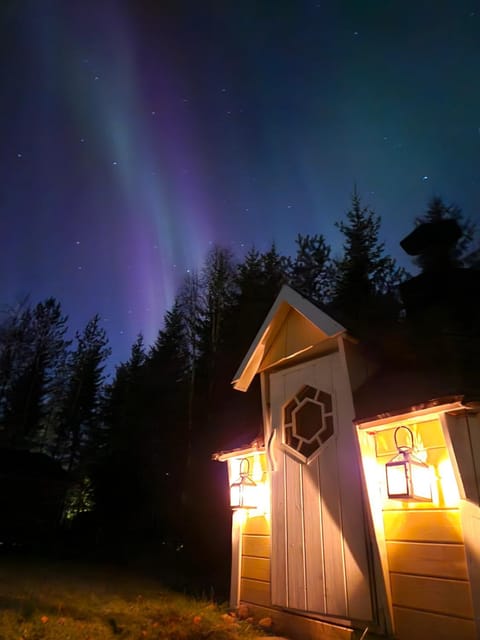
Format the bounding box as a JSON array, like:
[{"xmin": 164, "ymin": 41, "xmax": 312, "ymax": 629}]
[
  {"xmin": 0, "ymin": 192, "xmax": 477, "ymax": 594},
  {"xmin": 0, "ymin": 557, "xmax": 268, "ymax": 639}
]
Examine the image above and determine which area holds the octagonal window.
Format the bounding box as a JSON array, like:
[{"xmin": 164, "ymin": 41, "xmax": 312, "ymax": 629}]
[{"xmin": 282, "ymin": 385, "xmax": 334, "ymax": 462}]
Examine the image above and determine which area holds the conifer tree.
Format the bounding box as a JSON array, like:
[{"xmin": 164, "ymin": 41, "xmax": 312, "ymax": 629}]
[
  {"xmin": 199, "ymin": 245, "xmax": 237, "ymax": 367},
  {"xmin": 414, "ymin": 196, "xmax": 476, "ymax": 269},
  {"xmin": 331, "ymin": 190, "xmax": 406, "ymax": 334},
  {"xmin": 94, "ymin": 334, "xmax": 147, "ymax": 541},
  {"xmin": 55, "ymin": 314, "xmax": 110, "ymax": 471},
  {"xmin": 0, "ymin": 298, "xmax": 70, "ymax": 448},
  {"xmin": 230, "ymin": 244, "xmax": 289, "ymax": 356},
  {"xmin": 288, "ymin": 233, "xmax": 332, "ymax": 306}
]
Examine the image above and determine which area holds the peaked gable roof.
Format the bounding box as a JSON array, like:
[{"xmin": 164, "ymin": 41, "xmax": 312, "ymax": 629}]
[{"xmin": 232, "ymin": 285, "xmax": 345, "ymax": 391}]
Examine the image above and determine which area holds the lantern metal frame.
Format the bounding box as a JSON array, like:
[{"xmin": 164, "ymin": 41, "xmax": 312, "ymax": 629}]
[
  {"xmin": 230, "ymin": 458, "xmax": 257, "ymax": 510},
  {"xmin": 385, "ymin": 425, "xmax": 432, "ymax": 502}
]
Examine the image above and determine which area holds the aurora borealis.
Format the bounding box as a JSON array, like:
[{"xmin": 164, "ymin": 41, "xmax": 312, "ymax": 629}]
[{"xmin": 1, "ymin": 1, "xmax": 479, "ymax": 367}]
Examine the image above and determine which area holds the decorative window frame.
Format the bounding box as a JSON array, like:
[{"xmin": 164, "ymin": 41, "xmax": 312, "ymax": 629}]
[{"xmin": 281, "ymin": 384, "xmax": 335, "ymax": 464}]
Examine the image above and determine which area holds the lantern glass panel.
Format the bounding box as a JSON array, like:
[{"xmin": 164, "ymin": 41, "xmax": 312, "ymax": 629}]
[
  {"xmin": 386, "ymin": 461, "xmax": 408, "ymax": 497},
  {"xmin": 230, "ymin": 483, "xmax": 241, "ymax": 508},
  {"xmin": 230, "ymin": 459, "xmax": 257, "ymax": 509},
  {"xmin": 410, "ymin": 460, "xmax": 432, "ymax": 501}
]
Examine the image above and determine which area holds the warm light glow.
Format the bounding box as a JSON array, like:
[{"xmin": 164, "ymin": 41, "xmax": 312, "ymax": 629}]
[
  {"xmin": 385, "ymin": 426, "xmax": 432, "ymax": 501},
  {"xmin": 386, "ymin": 462, "xmax": 409, "ymax": 496},
  {"xmin": 230, "ymin": 458, "xmax": 258, "ymax": 509},
  {"xmin": 385, "ymin": 455, "xmax": 432, "ymax": 501},
  {"xmin": 410, "ymin": 461, "xmax": 432, "ymax": 500},
  {"xmin": 227, "ymin": 453, "xmax": 270, "ymax": 514},
  {"xmin": 438, "ymin": 458, "xmax": 461, "ymax": 506}
]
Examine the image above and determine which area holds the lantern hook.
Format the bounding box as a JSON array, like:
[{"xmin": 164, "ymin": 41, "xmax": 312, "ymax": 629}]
[{"xmin": 394, "ymin": 425, "xmax": 415, "ymax": 454}]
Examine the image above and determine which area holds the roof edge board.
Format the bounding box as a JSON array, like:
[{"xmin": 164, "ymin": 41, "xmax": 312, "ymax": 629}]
[{"xmin": 232, "ymin": 285, "xmax": 346, "ymax": 391}]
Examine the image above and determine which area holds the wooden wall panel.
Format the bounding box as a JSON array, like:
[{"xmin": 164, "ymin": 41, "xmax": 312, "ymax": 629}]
[
  {"xmin": 319, "ymin": 438, "xmax": 348, "ymax": 618},
  {"xmin": 269, "ymin": 355, "xmax": 373, "ymax": 623},
  {"xmin": 270, "ymin": 475, "xmax": 286, "ymax": 606},
  {"xmin": 393, "ymin": 606, "xmax": 476, "ymax": 640},
  {"xmin": 241, "ymin": 557, "xmax": 270, "ymax": 582},
  {"xmin": 375, "ymin": 419, "xmax": 445, "ymax": 456},
  {"xmin": 285, "ymin": 454, "xmax": 307, "ymax": 610},
  {"xmin": 243, "ymin": 515, "xmax": 270, "ymax": 536},
  {"xmin": 331, "ymin": 352, "xmax": 373, "ymax": 621},
  {"xmin": 386, "ymin": 541, "xmax": 468, "ymax": 580},
  {"xmin": 302, "ymin": 456, "xmax": 326, "ymax": 613},
  {"xmin": 372, "ymin": 415, "xmax": 477, "ymax": 638},
  {"xmin": 240, "ymin": 578, "xmax": 271, "ymax": 606},
  {"xmin": 391, "ymin": 573, "xmax": 473, "ymax": 618},
  {"xmin": 242, "ymin": 534, "xmax": 270, "ymax": 558},
  {"xmin": 384, "ymin": 509, "xmax": 463, "ymax": 543}
]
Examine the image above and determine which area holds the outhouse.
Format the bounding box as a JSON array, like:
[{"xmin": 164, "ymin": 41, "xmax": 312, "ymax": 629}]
[{"xmin": 214, "ymin": 274, "xmax": 480, "ymax": 639}]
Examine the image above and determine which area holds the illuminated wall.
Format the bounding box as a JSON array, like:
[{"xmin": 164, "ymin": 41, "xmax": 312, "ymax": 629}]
[
  {"xmin": 226, "ymin": 452, "xmax": 272, "ymax": 608},
  {"xmin": 358, "ymin": 415, "xmax": 476, "ymax": 640}
]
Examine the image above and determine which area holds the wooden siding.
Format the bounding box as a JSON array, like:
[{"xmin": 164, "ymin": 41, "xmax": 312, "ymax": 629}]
[
  {"xmin": 270, "ymin": 355, "xmax": 373, "ymax": 623},
  {"xmin": 377, "ymin": 419, "xmax": 476, "ymax": 639},
  {"xmin": 384, "ymin": 509, "xmax": 463, "ymax": 543},
  {"xmin": 240, "ymin": 514, "xmax": 272, "ymax": 606},
  {"xmin": 244, "ymin": 603, "xmax": 356, "ymax": 640},
  {"xmin": 240, "ymin": 578, "xmax": 271, "ymax": 606},
  {"xmin": 393, "ymin": 607, "xmax": 476, "ymax": 640},
  {"xmin": 242, "ymin": 534, "xmax": 270, "ymax": 558},
  {"xmin": 386, "ymin": 540, "xmax": 468, "ymax": 580},
  {"xmin": 390, "ymin": 573, "xmax": 473, "ymax": 618},
  {"xmin": 444, "ymin": 412, "xmax": 480, "ymax": 632}
]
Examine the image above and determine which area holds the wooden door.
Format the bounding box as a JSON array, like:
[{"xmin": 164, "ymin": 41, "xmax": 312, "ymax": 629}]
[{"xmin": 269, "ymin": 354, "xmax": 373, "ymax": 622}]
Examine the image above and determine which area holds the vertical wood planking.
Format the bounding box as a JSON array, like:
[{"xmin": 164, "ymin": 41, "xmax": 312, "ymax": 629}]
[
  {"xmin": 269, "ymin": 356, "xmax": 373, "ymax": 621},
  {"xmin": 467, "ymin": 413, "xmax": 480, "ymax": 501},
  {"xmin": 319, "ymin": 437, "xmax": 348, "ymax": 617},
  {"xmin": 230, "ymin": 509, "xmax": 243, "ymax": 608},
  {"xmin": 443, "ymin": 412, "xmax": 479, "ymax": 502},
  {"xmin": 330, "ymin": 351, "xmax": 373, "ymax": 620},
  {"xmin": 282, "ymin": 365, "xmax": 311, "ymax": 611},
  {"xmin": 271, "ymin": 437, "xmax": 287, "ymax": 606},
  {"xmin": 270, "ymin": 374, "xmax": 287, "ymax": 607},
  {"xmin": 285, "ymin": 453, "xmax": 307, "ymax": 610},
  {"xmin": 303, "ymin": 455, "xmax": 326, "ymax": 613}
]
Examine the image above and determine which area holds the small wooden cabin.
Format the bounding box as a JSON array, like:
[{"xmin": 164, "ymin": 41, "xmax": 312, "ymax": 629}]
[{"xmin": 214, "ymin": 284, "xmax": 480, "ymax": 640}]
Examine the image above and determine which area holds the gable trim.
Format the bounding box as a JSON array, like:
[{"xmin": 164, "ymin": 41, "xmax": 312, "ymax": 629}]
[{"xmin": 232, "ymin": 285, "xmax": 345, "ymax": 392}]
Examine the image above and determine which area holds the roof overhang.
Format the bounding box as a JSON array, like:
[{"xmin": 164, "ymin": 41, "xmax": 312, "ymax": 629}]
[
  {"xmin": 232, "ymin": 285, "xmax": 345, "ymax": 392},
  {"xmin": 212, "ymin": 440, "xmax": 265, "ymax": 462},
  {"xmin": 355, "ymin": 396, "xmax": 465, "ymax": 429}
]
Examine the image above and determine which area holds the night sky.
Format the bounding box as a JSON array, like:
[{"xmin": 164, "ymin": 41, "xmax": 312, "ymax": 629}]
[{"xmin": 2, "ymin": 0, "xmax": 479, "ymax": 369}]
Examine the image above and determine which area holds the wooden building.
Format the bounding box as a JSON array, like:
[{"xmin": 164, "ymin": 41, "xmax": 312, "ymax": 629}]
[{"xmin": 214, "ymin": 282, "xmax": 480, "ymax": 640}]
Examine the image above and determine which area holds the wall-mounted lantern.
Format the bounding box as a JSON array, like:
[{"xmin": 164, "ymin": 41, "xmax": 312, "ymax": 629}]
[
  {"xmin": 230, "ymin": 458, "xmax": 257, "ymax": 509},
  {"xmin": 385, "ymin": 426, "xmax": 432, "ymax": 501}
]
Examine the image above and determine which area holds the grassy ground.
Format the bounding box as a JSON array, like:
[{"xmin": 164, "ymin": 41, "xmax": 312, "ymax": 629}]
[{"xmin": 0, "ymin": 556, "xmax": 266, "ymax": 640}]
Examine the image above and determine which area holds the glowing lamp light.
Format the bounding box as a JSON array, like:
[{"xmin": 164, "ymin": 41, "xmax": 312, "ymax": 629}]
[
  {"xmin": 385, "ymin": 426, "xmax": 432, "ymax": 501},
  {"xmin": 230, "ymin": 458, "xmax": 257, "ymax": 510}
]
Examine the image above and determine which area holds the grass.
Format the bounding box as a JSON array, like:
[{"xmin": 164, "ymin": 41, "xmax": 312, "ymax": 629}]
[{"xmin": 0, "ymin": 557, "xmax": 266, "ymax": 640}]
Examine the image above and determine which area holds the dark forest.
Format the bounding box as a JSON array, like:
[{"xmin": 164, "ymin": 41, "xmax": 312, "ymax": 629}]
[{"xmin": 0, "ymin": 193, "xmax": 477, "ymax": 594}]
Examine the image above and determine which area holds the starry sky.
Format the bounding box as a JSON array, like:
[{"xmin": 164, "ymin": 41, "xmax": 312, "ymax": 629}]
[{"xmin": 1, "ymin": 0, "xmax": 479, "ymax": 370}]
